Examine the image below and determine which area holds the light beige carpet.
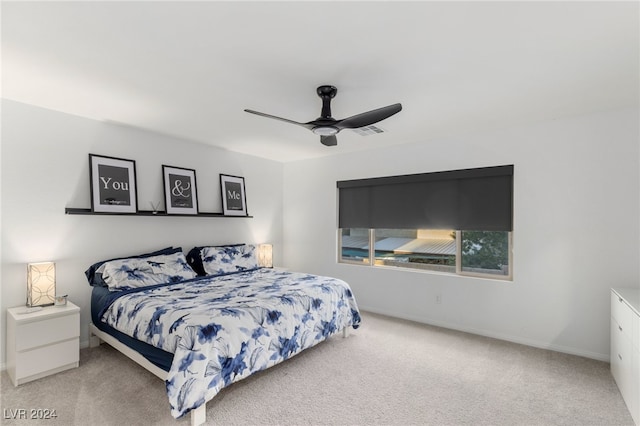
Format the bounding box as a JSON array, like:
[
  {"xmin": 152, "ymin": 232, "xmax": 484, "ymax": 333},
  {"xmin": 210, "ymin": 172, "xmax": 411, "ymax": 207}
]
[{"xmin": 1, "ymin": 311, "xmax": 634, "ymax": 425}]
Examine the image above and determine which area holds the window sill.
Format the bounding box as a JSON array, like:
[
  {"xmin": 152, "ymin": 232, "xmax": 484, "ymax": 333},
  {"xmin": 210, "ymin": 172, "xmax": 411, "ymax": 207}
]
[{"xmin": 337, "ymin": 260, "xmax": 513, "ymax": 282}]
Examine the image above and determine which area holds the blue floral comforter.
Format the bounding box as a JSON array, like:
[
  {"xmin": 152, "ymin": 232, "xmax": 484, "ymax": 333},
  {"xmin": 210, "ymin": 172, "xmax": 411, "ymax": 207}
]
[{"xmin": 100, "ymin": 268, "xmax": 361, "ymax": 418}]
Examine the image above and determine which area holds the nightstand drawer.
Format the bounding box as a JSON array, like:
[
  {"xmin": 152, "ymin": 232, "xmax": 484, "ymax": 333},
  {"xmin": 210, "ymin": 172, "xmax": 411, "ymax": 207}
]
[
  {"xmin": 15, "ymin": 313, "xmax": 79, "ymax": 351},
  {"xmin": 15, "ymin": 339, "xmax": 79, "ymax": 380}
]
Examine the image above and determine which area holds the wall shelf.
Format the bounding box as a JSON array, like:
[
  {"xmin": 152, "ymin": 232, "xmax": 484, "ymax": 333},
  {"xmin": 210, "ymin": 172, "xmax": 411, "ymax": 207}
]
[{"xmin": 64, "ymin": 208, "xmax": 252, "ymax": 218}]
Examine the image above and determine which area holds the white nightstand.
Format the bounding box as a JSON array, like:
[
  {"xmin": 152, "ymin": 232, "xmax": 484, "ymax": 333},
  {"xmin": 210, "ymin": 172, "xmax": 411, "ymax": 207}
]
[{"xmin": 6, "ymin": 301, "xmax": 80, "ymax": 386}]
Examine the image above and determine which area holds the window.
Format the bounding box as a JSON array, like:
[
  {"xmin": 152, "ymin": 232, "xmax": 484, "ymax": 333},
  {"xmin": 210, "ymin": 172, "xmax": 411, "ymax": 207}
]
[
  {"xmin": 339, "ymin": 228, "xmax": 371, "ymax": 264},
  {"xmin": 339, "ymin": 228, "xmax": 512, "ymax": 279},
  {"xmin": 460, "ymin": 230, "xmax": 511, "ymax": 277},
  {"xmin": 373, "ymin": 229, "xmax": 456, "ymax": 272},
  {"xmin": 337, "ymin": 165, "xmax": 514, "ymax": 280}
]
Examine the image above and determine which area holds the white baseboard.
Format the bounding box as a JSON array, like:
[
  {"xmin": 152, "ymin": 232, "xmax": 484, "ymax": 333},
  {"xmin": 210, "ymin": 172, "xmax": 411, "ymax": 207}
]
[
  {"xmin": 4, "ymin": 313, "xmax": 607, "ymax": 374},
  {"xmin": 359, "ymin": 306, "xmax": 610, "ymax": 362}
]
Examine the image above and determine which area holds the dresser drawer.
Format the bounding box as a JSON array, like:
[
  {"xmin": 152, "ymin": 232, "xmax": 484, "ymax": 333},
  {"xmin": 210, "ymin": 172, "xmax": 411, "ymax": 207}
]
[
  {"xmin": 15, "ymin": 338, "xmax": 79, "ymax": 380},
  {"xmin": 612, "ymin": 291, "xmax": 633, "ymax": 339},
  {"xmin": 15, "ymin": 313, "xmax": 79, "ymax": 351},
  {"xmin": 611, "ymin": 320, "xmax": 632, "ymax": 398}
]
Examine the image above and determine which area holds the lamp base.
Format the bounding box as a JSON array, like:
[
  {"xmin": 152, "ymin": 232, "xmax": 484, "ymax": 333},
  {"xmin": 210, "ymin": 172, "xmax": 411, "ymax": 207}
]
[{"xmin": 26, "ymin": 302, "xmax": 54, "ymax": 308}]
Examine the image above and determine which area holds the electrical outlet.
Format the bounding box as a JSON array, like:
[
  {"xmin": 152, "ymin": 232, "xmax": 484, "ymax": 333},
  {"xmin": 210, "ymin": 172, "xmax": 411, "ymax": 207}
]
[{"xmin": 436, "ymin": 294, "xmax": 442, "ymax": 304}]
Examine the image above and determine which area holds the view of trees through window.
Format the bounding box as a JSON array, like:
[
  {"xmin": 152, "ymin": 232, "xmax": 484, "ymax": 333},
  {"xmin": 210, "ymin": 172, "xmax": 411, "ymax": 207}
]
[
  {"xmin": 340, "ymin": 228, "xmax": 511, "ymax": 279},
  {"xmin": 460, "ymin": 231, "xmax": 510, "ymax": 275}
]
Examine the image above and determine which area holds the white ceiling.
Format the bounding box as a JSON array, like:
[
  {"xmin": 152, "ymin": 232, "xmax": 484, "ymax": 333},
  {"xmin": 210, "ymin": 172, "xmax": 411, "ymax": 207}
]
[{"xmin": 2, "ymin": 1, "xmax": 638, "ymax": 162}]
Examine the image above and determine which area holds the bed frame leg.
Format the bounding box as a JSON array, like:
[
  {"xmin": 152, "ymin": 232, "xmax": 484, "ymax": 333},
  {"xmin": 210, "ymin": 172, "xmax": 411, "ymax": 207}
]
[
  {"xmin": 191, "ymin": 405, "xmax": 206, "ymax": 426},
  {"xmin": 89, "ymin": 324, "xmax": 102, "ymax": 348},
  {"xmin": 342, "ymin": 327, "xmax": 350, "ymax": 338}
]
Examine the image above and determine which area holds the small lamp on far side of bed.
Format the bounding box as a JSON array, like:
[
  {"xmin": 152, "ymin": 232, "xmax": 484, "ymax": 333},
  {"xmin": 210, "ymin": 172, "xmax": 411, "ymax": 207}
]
[
  {"xmin": 26, "ymin": 262, "xmax": 56, "ymax": 307},
  {"xmin": 257, "ymin": 244, "xmax": 273, "ymax": 268}
]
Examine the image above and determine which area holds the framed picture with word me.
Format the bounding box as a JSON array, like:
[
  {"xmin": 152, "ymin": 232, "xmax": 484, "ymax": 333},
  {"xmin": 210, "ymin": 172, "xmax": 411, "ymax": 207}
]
[
  {"xmin": 163, "ymin": 165, "xmax": 199, "ymax": 215},
  {"xmin": 220, "ymin": 174, "xmax": 248, "ymax": 216},
  {"xmin": 89, "ymin": 154, "xmax": 138, "ymax": 213}
]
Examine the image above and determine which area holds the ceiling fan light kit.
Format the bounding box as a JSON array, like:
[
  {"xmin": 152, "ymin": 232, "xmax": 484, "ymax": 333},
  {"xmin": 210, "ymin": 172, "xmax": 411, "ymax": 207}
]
[
  {"xmin": 312, "ymin": 126, "xmax": 338, "ymax": 136},
  {"xmin": 244, "ymin": 85, "xmax": 402, "ymax": 146}
]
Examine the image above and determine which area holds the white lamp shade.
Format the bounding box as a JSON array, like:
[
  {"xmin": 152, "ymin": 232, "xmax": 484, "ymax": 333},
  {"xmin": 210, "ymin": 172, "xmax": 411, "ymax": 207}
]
[
  {"xmin": 257, "ymin": 244, "xmax": 273, "ymax": 268},
  {"xmin": 27, "ymin": 262, "xmax": 56, "ymax": 307}
]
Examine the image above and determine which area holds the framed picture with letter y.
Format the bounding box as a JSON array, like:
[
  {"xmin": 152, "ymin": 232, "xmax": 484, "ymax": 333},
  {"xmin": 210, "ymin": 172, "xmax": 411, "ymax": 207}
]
[
  {"xmin": 220, "ymin": 174, "xmax": 248, "ymax": 216},
  {"xmin": 89, "ymin": 154, "xmax": 138, "ymax": 213},
  {"xmin": 163, "ymin": 165, "xmax": 199, "ymax": 215}
]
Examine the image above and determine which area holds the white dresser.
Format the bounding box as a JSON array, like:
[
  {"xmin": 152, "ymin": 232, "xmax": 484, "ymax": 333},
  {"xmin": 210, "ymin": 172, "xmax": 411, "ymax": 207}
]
[
  {"xmin": 611, "ymin": 288, "xmax": 640, "ymax": 425},
  {"xmin": 6, "ymin": 302, "xmax": 80, "ymax": 386}
]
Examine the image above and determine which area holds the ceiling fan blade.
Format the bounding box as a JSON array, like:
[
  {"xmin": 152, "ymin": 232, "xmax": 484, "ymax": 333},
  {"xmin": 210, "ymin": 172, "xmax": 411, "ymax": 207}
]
[
  {"xmin": 244, "ymin": 109, "xmax": 313, "ymax": 129},
  {"xmin": 320, "ymin": 135, "xmax": 338, "ymax": 146},
  {"xmin": 336, "ymin": 103, "xmax": 402, "ymax": 130}
]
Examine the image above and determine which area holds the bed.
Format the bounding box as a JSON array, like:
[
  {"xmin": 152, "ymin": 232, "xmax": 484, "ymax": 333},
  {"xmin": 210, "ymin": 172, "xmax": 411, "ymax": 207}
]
[{"xmin": 86, "ymin": 244, "xmax": 361, "ymax": 425}]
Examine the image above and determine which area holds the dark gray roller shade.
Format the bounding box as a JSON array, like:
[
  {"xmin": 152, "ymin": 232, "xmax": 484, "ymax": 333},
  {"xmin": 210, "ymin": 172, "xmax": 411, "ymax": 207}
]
[{"xmin": 337, "ymin": 165, "xmax": 513, "ymax": 231}]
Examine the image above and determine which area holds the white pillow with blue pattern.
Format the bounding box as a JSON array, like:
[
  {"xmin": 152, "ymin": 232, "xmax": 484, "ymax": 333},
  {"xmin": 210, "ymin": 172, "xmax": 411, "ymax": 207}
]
[
  {"xmin": 200, "ymin": 244, "xmax": 258, "ymax": 276},
  {"xmin": 99, "ymin": 251, "xmax": 197, "ymax": 291}
]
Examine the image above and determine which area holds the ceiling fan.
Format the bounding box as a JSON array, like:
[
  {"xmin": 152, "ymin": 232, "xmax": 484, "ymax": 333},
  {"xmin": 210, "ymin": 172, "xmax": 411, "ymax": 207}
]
[{"xmin": 244, "ymin": 85, "xmax": 402, "ymax": 146}]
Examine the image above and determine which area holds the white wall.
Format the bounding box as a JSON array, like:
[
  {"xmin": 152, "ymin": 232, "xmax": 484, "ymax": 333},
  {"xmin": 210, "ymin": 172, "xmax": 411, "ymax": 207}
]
[
  {"xmin": 3, "ymin": 101, "xmax": 637, "ymax": 366},
  {"xmin": 283, "ymin": 108, "xmax": 640, "ymax": 361},
  {"xmin": 1, "ymin": 100, "xmax": 284, "ymax": 365}
]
